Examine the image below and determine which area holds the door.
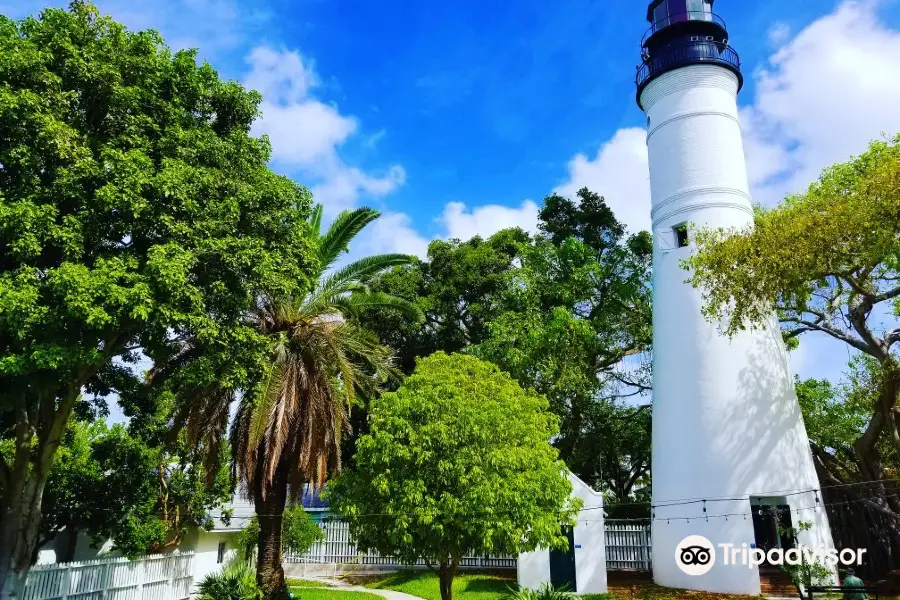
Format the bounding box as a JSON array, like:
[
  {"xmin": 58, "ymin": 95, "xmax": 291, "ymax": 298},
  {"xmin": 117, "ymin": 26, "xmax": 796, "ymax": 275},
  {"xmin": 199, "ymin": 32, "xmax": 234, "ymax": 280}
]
[
  {"xmin": 751, "ymin": 502, "xmax": 795, "ymax": 567},
  {"xmin": 549, "ymin": 526, "xmax": 577, "ymax": 591}
]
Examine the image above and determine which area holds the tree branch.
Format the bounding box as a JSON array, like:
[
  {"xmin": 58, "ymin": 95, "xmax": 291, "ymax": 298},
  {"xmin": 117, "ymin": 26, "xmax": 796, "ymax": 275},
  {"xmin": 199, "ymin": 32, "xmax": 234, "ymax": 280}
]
[
  {"xmin": 780, "ymin": 316, "xmax": 873, "ymax": 355},
  {"xmin": 874, "ymin": 283, "xmax": 900, "ymax": 304}
]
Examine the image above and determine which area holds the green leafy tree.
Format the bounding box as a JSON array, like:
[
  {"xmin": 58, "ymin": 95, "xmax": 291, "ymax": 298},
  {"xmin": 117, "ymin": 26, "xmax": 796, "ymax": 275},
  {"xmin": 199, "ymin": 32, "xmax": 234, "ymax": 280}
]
[
  {"xmin": 329, "ymin": 352, "xmax": 581, "ymax": 600},
  {"xmin": 473, "ymin": 189, "xmax": 653, "ymax": 506},
  {"xmin": 362, "ymin": 228, "xmax": 527, "ymax": 375},
  {"xmin": 38, "ymin": 420, "xmax": 157, "ymax": 560},
  {"xmin": 795, "ymin": 369, "xmax": 873, "ymax": 484},
  {"xmin": 168, "ymin": 205, "xmax": 420, "ymax": 599},
  {"xmin": 778, "ymin": 521, "xmax": 834, "ymax": 597},
  {"xmin": 0, "ymin": 3, "xmax": 315, "ymax": 595},
  {"xmin": 359, "ymin": 190, "xmax": 653, "ymax": 507},
  {"xmin": 686, "ymin": 136, "xmax": 900, "ymax": 539}
]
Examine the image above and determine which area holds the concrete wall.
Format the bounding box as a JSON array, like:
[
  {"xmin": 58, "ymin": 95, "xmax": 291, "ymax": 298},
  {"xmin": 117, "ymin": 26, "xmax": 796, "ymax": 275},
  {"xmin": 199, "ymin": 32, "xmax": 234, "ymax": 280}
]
[
  {"xmin": 518, "ymin": 473, "xmax": 607, "ymax": 594},
  {"xmin": 640, "ymin": 64, "xmax": 834, "ymax": 595}
]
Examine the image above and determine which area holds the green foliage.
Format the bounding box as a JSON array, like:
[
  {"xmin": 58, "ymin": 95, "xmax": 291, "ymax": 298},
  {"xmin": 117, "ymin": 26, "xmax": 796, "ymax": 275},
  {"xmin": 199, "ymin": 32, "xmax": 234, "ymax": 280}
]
[
  {"xmin": 687, "ymin": 136, "xmax": 900, "ymax": 503},
  {"xmin": 686, "ymin": 136, "xmax": 900, "ymax": 338},
  {"xmin": 235, "ymin": 505, "xmax": 324, "ymax": 562},
  {"xmin": 473, "ymin": 190, "xmax": 652, "ymax": 506},
  {"xmin": 505, "ymin": 583, "xmax": 576, "ymax": 600},
  {"xmin": 198, "ymin": 561, "xmax": 262, "ymax": 600},
  {"xmin": 364, "ymin": 570, "xmax": 515, "ymax": 600},
  {"xmin": 25, "ymin": 416, "xmax": 233, "ymax": 560},
  {"xmin": 796, "ymin": 374, "xmax": 869, "ymax": 456},
  {"xmin": 0, "ymin": 0, "xmax": 315, "ymax": 587},
  {"xmin": 358, "ymin": 189, "xmax": 652, "ymax": 507},
  {"xmin": 778, "ymin": 521, "xmax": 834, "ymax": 593},
  {"xmin": 329, "ymin": 352, "xmax": 580, "ymax": 574},
  {"xmin": 361, "ymin": 228, "xmax": 526, "ymax": 374}
]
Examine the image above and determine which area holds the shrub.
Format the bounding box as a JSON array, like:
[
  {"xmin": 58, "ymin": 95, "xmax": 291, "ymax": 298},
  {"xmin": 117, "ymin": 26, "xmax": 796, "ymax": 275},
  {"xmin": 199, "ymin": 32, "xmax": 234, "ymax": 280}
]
[
  {"xmin": 198, "ymin": 561, "xmax": 262, "ymax": 600},
  {"xmin": 505, "ymin": 582, "xmax": 576, "ymax": 600}
]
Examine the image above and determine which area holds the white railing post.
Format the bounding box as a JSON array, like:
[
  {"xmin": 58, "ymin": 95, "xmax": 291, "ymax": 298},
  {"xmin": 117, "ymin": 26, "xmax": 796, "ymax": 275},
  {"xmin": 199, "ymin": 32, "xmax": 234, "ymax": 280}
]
[
  {"xmin": 59, "ymin": 565, "xmax": 71, "ymax": 600},
  {"xmin": 98, "ymin": 562, "xmax": 109, "ymax": 600}
]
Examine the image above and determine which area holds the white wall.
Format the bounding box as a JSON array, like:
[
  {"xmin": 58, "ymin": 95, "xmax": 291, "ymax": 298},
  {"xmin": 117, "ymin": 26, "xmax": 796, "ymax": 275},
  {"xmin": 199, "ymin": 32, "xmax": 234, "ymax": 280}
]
[
  {"xmin": 641, "ymin": 64, "xmax": 834, "ymax": 595},
  {"xmin": 183, "ymin": 530, "xmax": 238, "ymax": 585},
  {"xmin": 518, "ymin": 473, "xmax": 607, "ymax": 594}
]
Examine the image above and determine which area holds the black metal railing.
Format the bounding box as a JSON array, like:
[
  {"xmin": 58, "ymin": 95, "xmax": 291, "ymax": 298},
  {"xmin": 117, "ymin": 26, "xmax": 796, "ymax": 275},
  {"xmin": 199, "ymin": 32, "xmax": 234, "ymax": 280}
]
[
  {"xmin": 636, "ymin": 40, "xmax": 741, "ymax": 89},
  {"xmin": 641, "ymin": 11, "xmax": 727, "ymax": 46}
]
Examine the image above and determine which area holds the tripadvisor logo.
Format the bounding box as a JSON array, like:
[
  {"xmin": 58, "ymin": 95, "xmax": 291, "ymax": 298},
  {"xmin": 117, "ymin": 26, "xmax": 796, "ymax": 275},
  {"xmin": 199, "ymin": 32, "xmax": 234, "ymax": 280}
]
[
  {"xmin": 675, "ymin": 535, "xmax": 867, "ymax": 576},
  {"xmin": 675, "ymin": 536, "xmax": 716, "ymax": 576}
]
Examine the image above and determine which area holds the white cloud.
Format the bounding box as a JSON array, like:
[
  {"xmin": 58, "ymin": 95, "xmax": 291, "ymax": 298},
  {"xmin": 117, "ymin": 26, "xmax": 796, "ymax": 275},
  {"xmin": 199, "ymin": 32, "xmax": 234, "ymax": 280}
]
[
  {"xmin": 743, "ymin": 0, "xmax": 900, "ymax": 206},
  {"xmin": 767, "ymin": 22, "xmax": 792, "ymax": 47},
  {"xmin": 357, "ymin": 212, "xmax": 430, "ymax": 259},
  {"xmin": 553, "ymin": 128, "xmax": 652, "ymax": 234},
  {"xmin": 244, "ymin": 46, "xmax": 406, "ymax": 215},
  {"xmin": 437, "ymin": 200, "xmax": 541, "ymax": 241}
]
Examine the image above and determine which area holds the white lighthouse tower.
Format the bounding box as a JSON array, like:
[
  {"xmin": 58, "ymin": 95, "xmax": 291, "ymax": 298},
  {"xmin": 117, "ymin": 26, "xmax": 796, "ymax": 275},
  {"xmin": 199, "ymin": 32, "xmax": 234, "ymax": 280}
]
[{"xmin": 637, "ymin": 1, "xmax": 834, "ymax": 594}]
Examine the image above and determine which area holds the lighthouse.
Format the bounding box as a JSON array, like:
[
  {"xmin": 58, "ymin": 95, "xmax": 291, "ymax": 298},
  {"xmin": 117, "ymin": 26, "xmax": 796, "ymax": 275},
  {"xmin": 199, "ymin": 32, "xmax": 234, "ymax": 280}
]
[{"xmin": 637, "ymin": 1, "xmax": 834, "ymax": 594}]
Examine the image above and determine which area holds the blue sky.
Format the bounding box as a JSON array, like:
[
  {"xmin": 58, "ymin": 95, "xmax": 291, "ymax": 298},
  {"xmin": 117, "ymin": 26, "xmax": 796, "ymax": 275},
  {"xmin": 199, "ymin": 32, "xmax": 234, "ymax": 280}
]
[{"xmin": 5, "ymin": 0, "xmax": 900, "ymax": 395}]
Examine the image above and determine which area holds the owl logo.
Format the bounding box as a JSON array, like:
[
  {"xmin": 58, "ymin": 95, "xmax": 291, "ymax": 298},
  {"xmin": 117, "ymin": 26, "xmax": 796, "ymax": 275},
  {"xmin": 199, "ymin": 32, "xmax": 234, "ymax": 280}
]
[{"xmin": 675, "ymin": 536, "xmax": 716, "ymax": 575}]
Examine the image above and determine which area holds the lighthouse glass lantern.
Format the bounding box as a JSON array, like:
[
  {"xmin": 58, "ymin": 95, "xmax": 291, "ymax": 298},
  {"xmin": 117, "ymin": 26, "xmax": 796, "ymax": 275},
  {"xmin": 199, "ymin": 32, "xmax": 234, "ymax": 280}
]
[{"xmin": 637, "ymin": 0, "xmax": 741, "ymax": 107}]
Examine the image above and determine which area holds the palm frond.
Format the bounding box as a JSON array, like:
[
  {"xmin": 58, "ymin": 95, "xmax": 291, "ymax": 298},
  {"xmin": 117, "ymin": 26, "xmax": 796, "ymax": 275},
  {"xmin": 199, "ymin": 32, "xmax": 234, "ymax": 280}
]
[
  {"xmin": 309, "ymin": 203, "xmax": 324, "ymax": 237},
  {"xmin": 317, "ymin": 207, "xmax": 381, "ymax": 270},
  {"xmin": 321, "ymin": 254, "xmax": 416, "ymax": 294},
  {"xmin": 340, "ymin": 291, "xmax": 424, "ymax": 321},
  {"xmin": 246, "ymin": 344, "xmax": 286, "ymax": 452}
]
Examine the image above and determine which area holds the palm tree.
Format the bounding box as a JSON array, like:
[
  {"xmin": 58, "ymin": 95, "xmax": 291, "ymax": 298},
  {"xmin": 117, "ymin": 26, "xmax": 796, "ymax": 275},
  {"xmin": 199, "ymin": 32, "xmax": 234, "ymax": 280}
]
[{"xmin": 166, "ymin": 206, "xmax": 421, "ymax": 598}]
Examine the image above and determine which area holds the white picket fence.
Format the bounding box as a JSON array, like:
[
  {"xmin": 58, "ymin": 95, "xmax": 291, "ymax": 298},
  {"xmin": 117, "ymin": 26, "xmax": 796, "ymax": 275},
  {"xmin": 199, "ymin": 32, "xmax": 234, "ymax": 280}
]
[
  {"xmin": 604, "ymin": 520, "xmax": 652, "ymax": 571},
  {"xmin": 24, "ymin": 553, "xmax": 194, "ymax": 600},
  {"xmin": 285, "ymin": 519, "xmax": 653, "ymax": 572},
  {"xmin": 285, "ymin": 520, "xmax": 516, "ymax": 568}
]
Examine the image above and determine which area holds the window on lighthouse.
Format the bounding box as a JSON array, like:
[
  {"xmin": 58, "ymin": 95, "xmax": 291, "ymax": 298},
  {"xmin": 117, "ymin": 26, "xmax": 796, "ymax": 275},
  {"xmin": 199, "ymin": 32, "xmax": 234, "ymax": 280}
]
[{"xmin": 674, "ymin": 223, "xmax": 689, "ymax": 248}]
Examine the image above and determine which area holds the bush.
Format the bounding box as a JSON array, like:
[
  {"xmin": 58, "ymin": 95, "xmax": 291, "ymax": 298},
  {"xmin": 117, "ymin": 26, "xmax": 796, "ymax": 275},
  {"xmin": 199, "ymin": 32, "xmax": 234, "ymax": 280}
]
[
  {"xmin": 198, "ymin": 562, "xmax": 262, "ymax": 600},
  {"xmin": 505, "ymin": 583, "xmax": 576, "ymax": 600}
]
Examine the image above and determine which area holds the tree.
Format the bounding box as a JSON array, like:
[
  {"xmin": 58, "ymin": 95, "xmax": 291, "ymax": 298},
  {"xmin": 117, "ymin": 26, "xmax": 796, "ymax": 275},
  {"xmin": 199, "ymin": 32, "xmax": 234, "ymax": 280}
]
[
  {"xmin": 37, "ymin": 420, "xmax": 157, "ymax": 561},
  {"xmin": 5, "ymin": 412, "xmax": 233, "ymax": 563},
  {"xmin": 473, "ymin": 189, "xmax": 653, "ymax": 504},
  {"xmin": 361, "ymin": 228, "xmax": 527, "ymax": 375},
  {"xmin": 779, "ymin": 521, "xmax": 834, "ymax": 597},
  {"xmin": 0, "ymin": 3, "xmax": 315, "ymax": 596},
  {"xmin": 359, "ymin": 190, "xmax": 653, "ymax": 505},
  {"xmin": 328, "ymin": 352, "xmax": 581, "ymax": 600},
  {"xmin": 167, "ymin": 205, "xmax": 421, "ymax": 599},
  {"xmin": 686, "ymin": 136, "xmax": 900, "ymax": 542}
]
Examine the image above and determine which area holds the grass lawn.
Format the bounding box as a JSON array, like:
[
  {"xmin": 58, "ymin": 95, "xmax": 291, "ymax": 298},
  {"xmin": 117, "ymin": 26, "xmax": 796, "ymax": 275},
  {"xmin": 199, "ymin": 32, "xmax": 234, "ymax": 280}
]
[
  {"xmin": 353, "ymin": 571, "xmax": 765, "ymax": 600},
  {"xmin": 356, "ymin": 570, "xmax": 515, "ymax": 600},
  {"xmin": 287, "ymin": 579, "xmax": 336, "ymax": 588},
  {"xmin": 287, "ymin": 587, "xmax": 384, "ymax": 600}
]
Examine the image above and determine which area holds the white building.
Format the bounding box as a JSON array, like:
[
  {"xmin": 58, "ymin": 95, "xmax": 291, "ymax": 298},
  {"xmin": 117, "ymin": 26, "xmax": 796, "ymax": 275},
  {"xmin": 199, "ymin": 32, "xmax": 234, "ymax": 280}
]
[
  {"xmin": 36, "ymin": 500, "xmax": 244, "ymax": 586},
  {"xmin": 636, "ymin": 0, "xmax": 834, "ymax": 595},
  {"xmin": 517, "ymin": 472, "xmax": 607, "ymax": 595}
]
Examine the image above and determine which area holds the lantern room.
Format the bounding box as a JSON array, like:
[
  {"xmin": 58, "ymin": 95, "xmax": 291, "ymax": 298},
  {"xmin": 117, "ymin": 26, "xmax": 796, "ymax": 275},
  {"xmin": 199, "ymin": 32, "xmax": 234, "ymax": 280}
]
[{"xmin": 636, "ymin": 0, "xmax": 742, "ymax": 107}]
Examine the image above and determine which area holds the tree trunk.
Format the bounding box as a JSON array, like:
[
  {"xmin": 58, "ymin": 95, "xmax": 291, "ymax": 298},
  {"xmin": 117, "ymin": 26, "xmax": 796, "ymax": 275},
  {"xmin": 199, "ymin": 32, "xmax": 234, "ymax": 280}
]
[
  {"xmin": 0, "ymin": 473, "xmax": 53, "ymax": 600},
  {"xmin": 0, "ymin": 391, "xmax": 72, "ymax": 600},
  {"xmin": 254, "ymin": 461, "xmax": 289, "ymax": 600},
  {"xmin": 438, "ymin": 558, "xmax": 458, "ymax": 600}
]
